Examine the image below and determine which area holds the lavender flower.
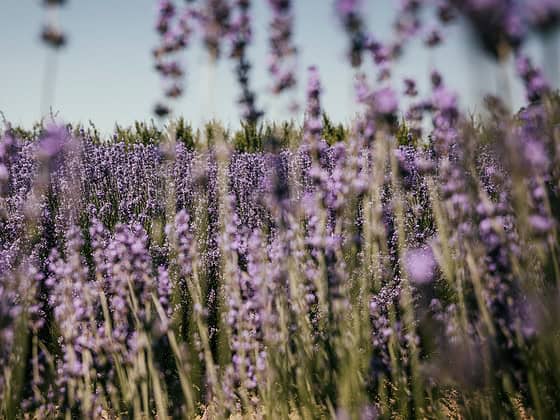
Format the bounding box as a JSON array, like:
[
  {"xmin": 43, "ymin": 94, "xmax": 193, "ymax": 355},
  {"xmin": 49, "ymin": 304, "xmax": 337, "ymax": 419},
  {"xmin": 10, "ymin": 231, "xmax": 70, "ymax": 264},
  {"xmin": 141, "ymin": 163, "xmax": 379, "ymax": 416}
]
[
  {"xmin": 404, "ymin": 247, "xmax": 437, "ymax": 284},
  {"xmin": 515, "ymin": 53, "xmax": 550, "ymax": 102},
  {"xmin": 153, "ymin": 1, "xmax": 194, "ymax": 117},
  {"xmin": 198, "ymin": 0, "xmax": 232, "ymax": 59},
  {"xmin": 230, "ymin": 0, "xmax": 263, "ymax": 122},
  {"xmin": 268, "ymin": 0, "xmax": 297, "ymax": 95},
  {"xmin": 527, "ymin": 0, "xmax": 560, "ymax": 31},
  {"xmin": 304, "ymin": 66, "xmax": 323, "ymax": 146},
  {"xmin": 336, "ymin": 0, "xmax": 367, "ymax": 66}
]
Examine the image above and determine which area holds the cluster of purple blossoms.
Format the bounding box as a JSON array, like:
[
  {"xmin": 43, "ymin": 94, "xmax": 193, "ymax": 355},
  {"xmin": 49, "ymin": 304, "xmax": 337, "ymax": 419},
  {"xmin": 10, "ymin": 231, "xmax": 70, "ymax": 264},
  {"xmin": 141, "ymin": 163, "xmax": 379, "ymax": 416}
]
[
  {"xmin": 105, "ymin": 224, "xmax": 156, "ymax": 343},
  {"xmin": 173, "ymin": 208, "xmax": 194, "ymax": 291},
  {"xmin": 267, "ymin": 0, "xmax": 298, "ymax": 97},
  {"xmin": 512, "ymin": 105, "xmax": 555, "ymax": 238},
  {"xmin": 153, "ymin": 0, "xmax": 194, "ymax": 117},
  {"xmin": 391, "ymin": 0, "xmax": 560, "ymax": 60},
  {"xmin": 47, "ymin": 226, "xmax": 104, "ymax": 416},
  {"xmin": 394, "ymin": 0, "xmax": 424, "ymax": 43},
  {"xmin": 404, "ymin": 246, "xmax": 437, "ymax": 285},
  {"xmin": 369, "ymin": 282, "xmax": 406, "ymax": 387},
  {"xmin": 452, "ymin": 0, "xmax": 525, "ymax": 56},
  {"xmin": 303, "ymin": 66, "xmax": 323, "ymax": 147},
  {"xmin": 528, "ymin": 0, "xmax": 560, "ymax": 30},
  {"xmin": 222, "ymin": 221, "xmax": 267, "ymax": 408},
  {"xmin": 336, "ymin": 0, "xmax": 368, "ymax": 67},
  {"xmin": 198, "ymin": 0, "xmax": 232, "ymax": 59},
  {"xmin": 229, "ymin": 0, "xmax": 263, "ymax": 123},
  {"xmin": 0, "ymin": 272, "xmax": 23, "ymax": 396},
  {"xmin": 516, "ymin": 53, "xmax": 551, "ymax": 102},
  {"xmin": 152, "ymin": 0, "xmax": 265, "ymax": 122},
  {"xmin": 0, "ymin": 130, "xmax": 30, "ymax": 255},
  {"xmin": 355, "ymin": 74, "xmax": 399, "ymax": 142},
  {"xmin": 429, "ymin": 71, "xmax": 459, "ymax": 156}
]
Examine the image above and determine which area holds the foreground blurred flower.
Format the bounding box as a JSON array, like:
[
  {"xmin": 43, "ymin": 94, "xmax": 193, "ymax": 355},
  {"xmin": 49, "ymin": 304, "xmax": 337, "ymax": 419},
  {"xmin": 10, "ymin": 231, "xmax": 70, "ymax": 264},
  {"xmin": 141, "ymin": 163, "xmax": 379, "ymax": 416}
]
[
  {"xmin": 191, "ymin": 0, "xmax": 231, "ymax": 59},
  {"xmin": 153, "ymin": 0, "xmax": 194, "ymax": 117},
  {"xmin": 528, "ymin": 0, "xmax": 560, "ymax": 31},
  {"xmin": 38, "ymin": 124, "xmax": 70, "ymax": 160},
  {"xmin": 304, "ymin": 66, "xmax": 323, "ymax": 145},
  {"xmin": 404, "ymin": 247, "xmax": 437, "ymax": 284},
  {"xmin": 374, "ymin": 87, "xmax": 398, "ymax": 115}
]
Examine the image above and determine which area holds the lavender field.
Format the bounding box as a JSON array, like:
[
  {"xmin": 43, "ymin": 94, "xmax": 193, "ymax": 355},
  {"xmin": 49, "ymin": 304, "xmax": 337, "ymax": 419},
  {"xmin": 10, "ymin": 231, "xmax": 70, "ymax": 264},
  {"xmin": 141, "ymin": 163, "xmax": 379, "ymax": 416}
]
[{"xmin": 1, "ymin": 0, "xmax": 560, "ymax": 419}]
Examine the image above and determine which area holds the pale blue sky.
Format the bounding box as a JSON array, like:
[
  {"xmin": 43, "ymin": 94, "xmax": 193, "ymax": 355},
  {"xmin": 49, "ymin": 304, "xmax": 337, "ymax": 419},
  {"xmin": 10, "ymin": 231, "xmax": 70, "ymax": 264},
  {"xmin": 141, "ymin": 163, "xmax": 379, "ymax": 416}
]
[{"xmin": 0, "ymin": 1, "xmax": 558, "ymax": 132}]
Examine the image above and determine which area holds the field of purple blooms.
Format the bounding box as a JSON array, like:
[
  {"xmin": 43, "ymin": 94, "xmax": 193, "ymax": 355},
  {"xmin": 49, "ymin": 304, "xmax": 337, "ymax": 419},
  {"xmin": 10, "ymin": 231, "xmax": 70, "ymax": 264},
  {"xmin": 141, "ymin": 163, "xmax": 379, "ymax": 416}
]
[{"xmin": 2, "ymin": 0, "xmax": 560, "ymax": 419}]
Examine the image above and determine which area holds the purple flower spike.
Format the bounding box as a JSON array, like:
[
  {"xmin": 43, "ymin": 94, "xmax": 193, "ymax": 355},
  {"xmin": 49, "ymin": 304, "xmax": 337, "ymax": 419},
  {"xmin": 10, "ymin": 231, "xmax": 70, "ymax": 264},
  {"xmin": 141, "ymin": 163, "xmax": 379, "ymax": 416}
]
[
  {"xmin": 268, "ymin": 0, "xmax": 298, "ymax": 96},
  {"xmin": 336, "ymin": 0, "xmax": 367, "ymax": 67},
  {"xmin": 231, "ymin": 0, "xmax": 263, "ymax": 122},
  {"xmin": 304, "ymin": 66, "xmax": 323, "ymax": 145},
  {"xmin": 153, "ymin": 1, "xmax": 194, "ymax": 117},
  {"xmin": 515, "ymin": 53, "xmax": 550, "ymax": 102}
]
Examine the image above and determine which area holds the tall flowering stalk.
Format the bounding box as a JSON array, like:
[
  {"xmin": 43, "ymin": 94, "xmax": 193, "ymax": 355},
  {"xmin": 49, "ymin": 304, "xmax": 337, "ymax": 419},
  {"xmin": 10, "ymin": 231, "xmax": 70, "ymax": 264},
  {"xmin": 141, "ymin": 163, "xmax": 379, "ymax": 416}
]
[
  {"xmin": 335, "ymin": 0, "xmax": 367, "ymax": 67},
  {"xmin": 40, "ymin": 0, "xmax": 68, "ymax": 116},
  {"xmin": 303, "ymin": 66, "xmax": 323, "ymax": 148},
  {"xmin": 229, "ymin": 0, "xmax": 263, "ymax": 123},
  {"xmin": 200, "ymin": 0, "xmax": 232, "ymax": 59},
  {"xmin": 0, "ymin": 271, "xmax": 24, "ymax": 408},
  {"xmin": 267, "ymin": 0, "xmax": 298, "ymax": 104},
  {"xmin": 354, "ymin": 74, "xmax": 399, "ymax": 144},
  {"xmin": 515, "ymin": 53, "xmax": 551, "ymax": 103},
  {"xmin": 153, "ymin": 1, "xmax": 194, "ymax": 118},
  {"xmin": 48, "ymin": 226, "xmax": 103, "ymax": 417}
]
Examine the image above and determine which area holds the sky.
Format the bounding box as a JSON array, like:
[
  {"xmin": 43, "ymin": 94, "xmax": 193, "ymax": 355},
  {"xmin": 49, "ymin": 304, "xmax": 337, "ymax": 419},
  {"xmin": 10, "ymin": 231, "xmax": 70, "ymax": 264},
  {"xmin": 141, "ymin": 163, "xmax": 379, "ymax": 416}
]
[{"xmin": 0, "ymin": 1, "xmax": 559, "ymax": 133}]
